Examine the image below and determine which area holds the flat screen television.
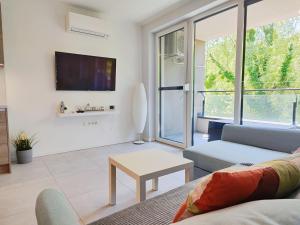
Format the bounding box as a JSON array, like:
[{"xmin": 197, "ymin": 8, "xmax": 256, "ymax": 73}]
[{"xmin": 55, "ymin": 52, "xmax": 116, "ymax": 91}]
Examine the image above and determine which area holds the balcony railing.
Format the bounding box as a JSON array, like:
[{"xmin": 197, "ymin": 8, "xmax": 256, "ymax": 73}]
[{"xmin": 197, "ymin": 88, "xmax": 300, "ymax": 126}]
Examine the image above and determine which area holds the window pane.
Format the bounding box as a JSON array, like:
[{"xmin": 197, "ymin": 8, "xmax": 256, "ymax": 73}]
[
  {"xmin": 158, "ymin": 28, "xmax": 186, "ymax": 144},
  {"xmin": 160, "ymin": 90, "xmax": 184, "ymax": 143},
  {"xmin": 243, "ymin": 91, "xmax": 296, "ymax": 125},
  {"xmin": 203, "ymin": 92, "xmax": 235, "ymax": 119},
  {"xmin": 193, "ymin": 6, "xmax": 237, "ymax": 146},
  {"xmin": 160, "ymin": 29, "xmax": 185, "ymax": 87},
  {"xmin": 194, "ymin": 7, "xmax": 237, "ymax": 121},
  {"xmin": 243, "ymin": 0, "xmax": 300, "ymax": 126}
]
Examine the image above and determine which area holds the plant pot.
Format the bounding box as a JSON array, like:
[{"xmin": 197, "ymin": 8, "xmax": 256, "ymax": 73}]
[{"xmin": 16, "ymin": 149, "xmax": 32, "ymax": 164}]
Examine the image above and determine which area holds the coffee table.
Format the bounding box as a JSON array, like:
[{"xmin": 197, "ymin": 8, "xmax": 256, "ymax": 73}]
[{"xmin": 108, "ymin": 149, "xmax": 194, "ymax": 204}]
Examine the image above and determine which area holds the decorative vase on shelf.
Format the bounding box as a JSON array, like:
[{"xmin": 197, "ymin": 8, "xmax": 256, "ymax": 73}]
[{"xmin": 132, "ymin": 83, "xmax": 147, "ymax": 144}]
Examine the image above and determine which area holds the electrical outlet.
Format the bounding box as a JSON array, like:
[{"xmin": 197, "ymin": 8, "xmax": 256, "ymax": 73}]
[{"xmin": 86, "ymin": 121, "xmax": 98, "ymax": 126}]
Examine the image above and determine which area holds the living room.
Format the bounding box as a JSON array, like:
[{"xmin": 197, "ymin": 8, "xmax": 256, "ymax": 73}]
[{"xmin": 1, "ymin": 0, "xmax": 300, "ymax": 225}]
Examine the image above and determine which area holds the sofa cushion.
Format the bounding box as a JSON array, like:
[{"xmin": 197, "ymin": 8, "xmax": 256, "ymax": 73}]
[
  {"xmin": 174, "ymin": 154, "xmax": 300, "ymax": 223},
  {"xmin": 172, "ymin": 199, "xmax": 300, "ymax": 225},
  {"xmin": 222, "ymin": 125, "xmax": 300, "ymax": 153},
  {"xmin": 184, "ymin": 141, "xmax": 288, "ymax": 172},
  {"xmin": 173, "ymin": 167, "xmax": 275, "ymax": 222}
]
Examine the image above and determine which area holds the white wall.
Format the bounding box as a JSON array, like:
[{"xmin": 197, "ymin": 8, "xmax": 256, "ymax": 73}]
[{"xmin": 1, "ymin": 0, "xmax": 141, "ymax": 158}]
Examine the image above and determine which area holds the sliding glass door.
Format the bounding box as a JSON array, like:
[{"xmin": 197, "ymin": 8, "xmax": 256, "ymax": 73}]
[
  {"xmin": 154, "ymin": 0, "xmax": 300, "ymax": 149},
  {"xmin": 156, "ymin": 24, "xmax": 188, "ymax": 147},
  {"xmin": 192, "ymin": 6, "xmax": 238, "ymax": 146}
]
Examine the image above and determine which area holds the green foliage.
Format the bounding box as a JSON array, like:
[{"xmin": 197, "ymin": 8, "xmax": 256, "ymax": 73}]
[
  {"xmin": 263, "ymin": 24, "xmax": 275, "ymax": 46},
  {"xmin": 245, "ymin": 47, "xmax": 269, "ymax": 90},
  {"xmin": 246, "ymin": 29, "xmax": 256, "ymax": 43},
  {"xmin": 209, "ymin": 54, "xmax": 235, "ymax": 83},
  {"xmin": 203, "ymin": 16, "xmax": 300, "ymax": 91},
  {"xmin": 205, "ymin": 73, "xmax": 216, "ymax": 89},
  {"xmin": 201, "ymin": 16, "xmax": 300, "ymax": 123},
  {"xmin": 205, "ymin": 36, "xmax": 236, "ymax": 91},
  {"xmin": 12, "ymin": 132, "xmax": 38, "ymax": 151},
  {"xmin": 279, "ymin": 43, "xmax": 294, "ymax": 87}
]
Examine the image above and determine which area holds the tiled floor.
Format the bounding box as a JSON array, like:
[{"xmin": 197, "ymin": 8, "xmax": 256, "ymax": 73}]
[{"xmin": 0, "ymin": 142, "xmax": 185, "ymax": 225}]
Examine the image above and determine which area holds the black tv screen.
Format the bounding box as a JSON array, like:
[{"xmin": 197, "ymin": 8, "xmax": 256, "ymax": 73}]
[{"xmin": 55, "ymin": 52, "xmax": 116, "ymax": 91}]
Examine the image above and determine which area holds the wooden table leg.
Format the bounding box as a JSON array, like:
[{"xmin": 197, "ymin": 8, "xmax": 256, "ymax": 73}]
[
  {"xmin": 152, "ymin": 177, "xmax": 158, "ymax": 191},
  {"xmin": 109, "ymin": 160, "xmax": 116, "ymax": 205},
  {"xmin": 136, "ymin": 177, "xmax": 146, "ymax": 202},
  {"xmin": 185, "ymin": 165, "xmax": 193, "ymax": 183}
]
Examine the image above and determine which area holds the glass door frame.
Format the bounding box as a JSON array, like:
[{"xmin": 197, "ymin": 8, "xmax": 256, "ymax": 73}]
[
  {"xmin": 189, "ymin": 3, "xmax": 240, "ymax": 146},
  {"xmin": 153, "ymin": 0, "xmax": 253, "ymax": 149},
  {"xmin": 155, "ymin": 22, "xmax": 189, "ymax": 148},
  {"xmin": 187, "ymin": 0, "xmax": 245, "ymax": 148}
]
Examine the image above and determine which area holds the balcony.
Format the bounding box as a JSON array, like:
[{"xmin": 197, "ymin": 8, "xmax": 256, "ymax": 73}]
[{"xmin": 194, "ymin": 88, "xmax": 300, "ymax": 143}]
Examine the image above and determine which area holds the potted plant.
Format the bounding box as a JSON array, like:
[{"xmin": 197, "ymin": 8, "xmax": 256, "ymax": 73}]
[{"xmin": 12, "ymin": 132, "xmax": 38, "ymax": 164}]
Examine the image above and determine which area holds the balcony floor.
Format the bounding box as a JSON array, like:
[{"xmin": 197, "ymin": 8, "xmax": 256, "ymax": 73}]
[
  {"xmin": 160, "ymin": 132, "xmax": 208, "ymax": 146},
  {"xmin": 193, "ymin": 132, "xmax": 209, "ymax": 146}
]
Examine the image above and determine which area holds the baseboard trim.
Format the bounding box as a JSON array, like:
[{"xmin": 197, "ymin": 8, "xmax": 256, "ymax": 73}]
[{"xmin": 23, "ymin": 139, "xmax": 137, "ymax": 158}]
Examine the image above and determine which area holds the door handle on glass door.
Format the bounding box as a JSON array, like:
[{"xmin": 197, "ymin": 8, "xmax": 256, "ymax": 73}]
[{"xmin": 183, "ymin": 83, "xmax": 190, "ymax": 92}]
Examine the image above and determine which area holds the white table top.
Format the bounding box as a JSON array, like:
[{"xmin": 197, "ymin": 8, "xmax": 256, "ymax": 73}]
[{"xmin": 109, "ymin": 149, "xmax": 193, "ymax": 177}]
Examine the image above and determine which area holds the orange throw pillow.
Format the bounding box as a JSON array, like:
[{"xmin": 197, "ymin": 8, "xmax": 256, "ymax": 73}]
[{"xmin": 173, "ymin": 167, "xmax": 280, "ymax": 223}]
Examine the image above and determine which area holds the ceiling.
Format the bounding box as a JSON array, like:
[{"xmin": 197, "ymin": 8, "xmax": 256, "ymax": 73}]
[
  {"xmin": 58, "ymin": 0, "xmax": 191, "ymax": 23},
  {"xmin": 195, "ymin": 0, "xmax": 300, "ymax": 41}
]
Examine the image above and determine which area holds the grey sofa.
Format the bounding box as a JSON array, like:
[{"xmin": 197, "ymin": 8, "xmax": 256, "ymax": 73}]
[
  {"xmin": 184, "ymin": 124, "xmax": 300, "ymax": 178},
  {"xmin": 36, "ymin": 176, "xmax": 300, "ymax": 225}
]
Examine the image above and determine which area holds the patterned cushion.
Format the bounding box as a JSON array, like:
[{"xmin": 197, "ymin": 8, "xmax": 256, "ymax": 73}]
[{"xmin": 173, "ymin": 154, "xmax": 300, "ymax": 223}]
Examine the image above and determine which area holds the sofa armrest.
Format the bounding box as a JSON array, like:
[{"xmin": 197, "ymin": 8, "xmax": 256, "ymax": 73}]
[{"xmin": 35, "ymin": 189, "xmax": 81, "ymax": 225}]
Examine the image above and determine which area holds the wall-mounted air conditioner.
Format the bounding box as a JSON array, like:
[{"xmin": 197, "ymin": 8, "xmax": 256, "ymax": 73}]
[
  {"xmin": 164, "ymin": 31, "xmax": 184, "ymax": 64},
  {"xmin": 66, "ymin": 12, "xmax": 110, "ymax": 39}
]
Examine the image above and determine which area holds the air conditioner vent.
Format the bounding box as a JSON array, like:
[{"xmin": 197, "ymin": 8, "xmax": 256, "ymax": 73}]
[{"xmin": 66, "ymin": 12, "xmax": 110, "ymax": 39}]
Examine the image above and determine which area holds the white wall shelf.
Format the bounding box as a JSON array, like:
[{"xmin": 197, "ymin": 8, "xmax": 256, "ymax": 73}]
[{"xmin": 57, "ymin": 110, "xmax": 119, "ymax": 118}]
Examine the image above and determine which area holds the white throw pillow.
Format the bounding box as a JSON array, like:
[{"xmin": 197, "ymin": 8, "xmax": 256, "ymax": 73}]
[{"xmin": 172, "ymin": 199, "xmax": 300, "ymax": 225}]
